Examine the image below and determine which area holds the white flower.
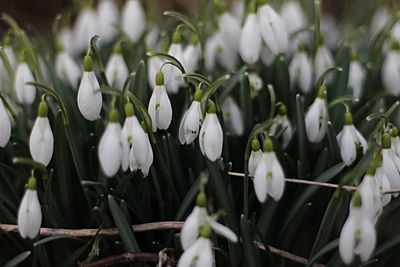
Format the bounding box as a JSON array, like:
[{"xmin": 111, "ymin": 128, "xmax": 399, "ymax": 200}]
[
  {"xmin": 4, "ymin": 45, "xmax": 17, "ymax": 69},
  {"xmin": 77, "ymin": 55, "xmax": 102, "ymax": 121},
  {"xmin": 74, "ymin": 6, "xmax": 99, "ymax": 53},
  {"xmin": 121, "ymin": 0, "xmax": 146, "ymax": 43},
  {"xmin": 305, "ymin": 87, "xmax": 328, "ymax": 143},
  {"xmin": 339, "ymin": 192, "xmax": 376, "ymax": 265},
  {"xmin": 18, "ymin": 177, "xmax": 42, "ymax": 239},
  {"xmin": 253, "ymin": 138, "xmax": 285, "ymax": 202},
  {"xmin": 222, "ymin": 96, "xmax": 244, "ymax": 136},
  {"xmin": 0, "ymin": 98, "xmax": 11, "ymax": 148},
  {"xmin": 391, "ymin": 127, "xmax": 400, "ymax": 157},
  {"xmin": 348, "ymin": 59, "xmax": 365, "ymax": 98},
  {"xmin": 249, "ymin": 139, "xmax": 262, "ymax": 175},
  {"xmin": 97, "ymin": 0, "xmax": 119, "ymax": 43},
  {"xmin": 261, "ymin": 44, "xmax": 275, "ymax": 66},
  {"xmin": 359, "ymin": 168, "xmax": 382, "ymax": 223},
  {"xmin": 179, "ymin": 93, "xmax": 202, "ymax": 145},
  {"xmin": 314, "ymin": 44, "xmax": 334, "ymax": 82},
  {"xmin": 148, "ymin": 72, "xmax": 172, "ymax": 132},
  {"xmin": 257, "ymin": 3, "xmax": 288, "ymax": 55},
  {"xmin": 178, "ymin": 237, "xmax": 213, "ymax": 267},
  {"xmin": 164, "ymin": 31, "xmax": 186, "ymax": 94},
  {"xmin": 382, "ymin": 133, "xmax": 400, "ymax": 197},
  {"xmin": 57, "ymin": 27, "xmax": 75, "ymax": 55},
  {"xmin": 336, "ymin": 112, "xmax": 367, "ymax": 166},
  {"xmin": 105, "ymin": 48, "xmax": 129, "ymax": 90},
  {"xmin": 0, "ymin": 43, "xmax": 16, "ymax": 93},
  {"xmin": 29, "ymin": 101, "xmax": 54, "ymax": 167},
  {"xmin": 183, "ymin": 42, "xmax": 201, "ymax": 73},
  {"xmin": 15, "ymin": 62, "xmax": 36, "ymax": 105},
  {"xmin": 145, "ymin": 26, "xmax": 160, "ymax": 51},
  {"xmin": 205, "ymin": 34, "xmax": 219, "ymax": 72},
  {"xmin": 248, "ymin": 72, "xmax": 263, "ymax": 92},
  {"xmin": 231, "ymin": 0, "xmax": 244, "ymax": 21},
  {"xmin": 199, "ymin": 102, "xmax": 223, "ymax": 161},
  {"xmin": 270, "ymin": 106, "xmax": 293, "ymax": 149},
  {"xmin": 98, "ymin": 109, "xmax": 127, "ymax": 177},
  {"xmin": 289, "ymin": 48, "xmax": 312, "ymax": 93},
  {"xmin": 280, "ymin": 1, "xmax": 307, "ymax": 37},
  {"xmin": 375, "ymin": 159, "xmax": 392, "ymax": 206},
  {"xmin": 55, "ymin": 50, "xmax": 81, "ymax": 88},
  {"xmin": 122, "ymin": 103, "xmax": 153, "ymax": 176},
  {"xmin": 382, "ymin": 46, "xmax": 400, "ymax": 96},
  {"xmin": 239, "ymin": 12, "xmax": 262, "ymax": 65},
  {"xmin": 370, "ymin": 8, "xmax": 389, "ymax": 38},
  {"xmin": 148, "ymin": 56, "xmax": 163, "ymax": 89}
]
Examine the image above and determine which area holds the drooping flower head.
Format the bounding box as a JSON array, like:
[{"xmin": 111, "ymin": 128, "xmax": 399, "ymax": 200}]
[
  {"xmin": 55, "ymin": 41, "xmax": 81, "ymax": 88},
  {"xmin": 381, "ymin": 132, "xmax": 400, "ymax": 196},
  {"xmin": 374, "ymin": 152, "xmax": 391, "ymax": 206},
  {"xmin": 239, "ymin": 1, "xmax": 262, "ymax": 65},
  {"xmin": 289, "ymin": 43, "xmax": 312, "ymax": 93},
  {"xmin": 270, "ymin": 104, "xmax": 293, "ymax": 149},
  {"xmin": 348, "ymin": 51, "xmax": 365, "ymax": 99},
  {"xmin": 382, "ymin": 41, "xmax": 400, "ymax": 96},
  {"xmin": 359, "ymin": 163, "xmax": 382, "ymax": 223},
  {"xmin": 199, "ymin": 100, "xmax": 223, "ymax": 161},
  {"xmin": 0, "ymin": 97, "xmax": 11, "ymax": 148},
  {"xmin": 249, "ymin": 138, "xmax": 263, "ymax": 175},
  {"xmin": 15, "ymin": 53, "xmax": 36, "ymax": 105},
  {"xmin": 179, "ymin": 87, "xmax": 203, "ymax": 145},
  {"xmin": 121, "ymin": 0, "xmax": 146, "ymax": 44},
  {"xmin": 305, "ymin": 85, "xmax": 328, "ymax": 143},
  {"xmin": 105, "ymin": 43, "xmax": 129, "ymax": 90}
]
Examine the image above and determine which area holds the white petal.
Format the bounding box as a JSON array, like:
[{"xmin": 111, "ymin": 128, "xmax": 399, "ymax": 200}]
[
  {"xmin": 148, "ymin": 57, "xmax": 163, "ymax": 89},
  {"xmin": 249, "ymin": 150, "xmax": 263, "ymax": 175},
  {"xmin": 177, "ymin": 238, "xmax": 203, "ymax": 267},
  {"xmin": 98, "ymin": 123, "xmax": 122, "ymax": 177},
  {"xmin": 74, "ymin": 8, "xmax": 99, "ymax": 53},
  {"xmin": 180, "ymin": 207, "xmax": 207, "ymax": 250},
  {"xmin": 239, "ymin": 13, "xmax": 262, "ymax": 64},
  {"xmin": 29, "ymin": 117, "xmax": 54, "ymax": 166},
  {"xmin": 97, "ymin": 0, "xmax": 119, "ymax": 42},
  {"xmin": 357, "ymin": 218, "xmax": 376, "ymax": 262},
  {"xmin": 148, "ymin": 85, "xmax": 172, "ymax": 131},
  {"xmin": 348, "ymin": 60, "xmax": 365, "ymax": 99},
  {"xmin": 305, "ymin": 98, "xmax": 327, "ymax": 143},
  {"xmin": 289, "ymin": 51, "xmax": 312, "ymax": 93},
  {"xmin": 253, "ymin": 156, "xmax": 268, "ymax": 202},
  {"xmin": 339, "ymin": 216, "xmax": 356, "ymax": 264},
  {"xmin": 105, "ymin": 53, "xmax": 129, "ymax": 90},
  {"xmin": 280, "ymin": 1, "xmax": 307, "ymax": 36},
  {"xmin": 382, "ymin": 50, "xmax": 400, "ymax": 96},
  {"xmin": 267, "ymin": 154, "xmax": 285, "ymax": 201},
  {"xmin": 0, "ymin": 99, "xmax": 11, "ymax": 147},
  {"xmin": 121, "ymin": 0, "xmax": 146, "ymax": 43},
  {"xmin": 222, "ymin": 97, "xmax": 244, "ymax": 136},
  {"xmin": 15, "ymin": 63, "xmax": 36, "ymax": 105},
  {"xmin": 209, "ymin": 219, "xmax": 238, "ymax": 242},
  {"xmin": 315, "ymin": 45, "xmax": 334, "ymax": 82},
  {"xmin": 55, "ymin": 52, "xmax": 81, "ymax": 88},
  {"xmin": 195, "ymin": 239, "xmax": 213, "ymax": 267},
  {"xmin": 165, "ymin": 44, "xmax": 186, "ymax": 94},
  {"xmin": 140, "ymin": 134, "xmax": 153, "ymax": 176},
  {"xmin": 339, "ymin": 126, "xmax": 358, "ymax": 166},
  {"xmin": 180, "ymin": 101, "xmax": 202, "ymax": 144},
  {"xmin": 18, "ymin": 189, "xmax": 42, "ymax": 239},
  {"xmin": 203, "ymin": 114, "xmax": 223, "ymax": 161},
  {"xmin": 184, "ymin": 44, "xmax": 201, "ymax": 73},
  {"xmin": 77, "ymin": 72, "xmax": 102, "ymax": 121}
]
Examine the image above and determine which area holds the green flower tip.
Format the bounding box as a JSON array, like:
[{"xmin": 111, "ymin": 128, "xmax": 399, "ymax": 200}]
[
  {"xmin": 172, "ymin": 29, "xmax": 181, "ymax": 44},
  {"xmin": 207, "ymin": 100, "xmax": 216, "ymax": 113},
  {"xmin": 382, "ymin": 133, "xmax": 391, "ymax": 149},
  {"xmin": 199, "ymin": 224, "xmax": 212, "ymax": 238},
  {"xmin": 108, "ymin": 108, "xmax": 119, "ymax": 122},
  {"xmin": 112, "ymin": 42, "xmax": 122, "ymax": 54},
  {"xmin": 344, "ymin": 112, "xmax": 353, "ymax": 125},
  {"xmin": 248, "ymin": 1, "xmax": 257, "ymax": 13},
  {"xmin": 391, "ymin": 41, "xmax": 400, "ymax": 51},
  {"xmin": 374, "ymin": 152, "xmax": 383, "ymax": 166},
  {"xmin": 352, "ymin": 191, "xmax": 362, "ymax": 208},
  {"xmin": 19, "ymin": 51, "xmax": 26, "ymax": 62},
  {"xmin": 156, "ymin": 71, "xmax": 164, "ymax": 86},
  {"xmin": 3, "ymin": 33, "xmax": 12, "ymax": 46},
  {"xmin": 194, "ymin": 88, "xmax": 202, "ymax": 102},
  {"xmin": 28, "ymin": 176, "xmax": 37, "ymax": 190},
  {"xmin": 214, "ymin": 0, "xmax": 225, "ymax": 15},
  {"xmin": 196, "ymin": 192, "xmax": 207, "ymax": 207},
  {"xmin": 257, "ymin": 0, "xmax": 268, "ymax": 6},
  {"xmin": 251, "ymin": 138, "xmax": 260, "ymax": 151},
  {"xmin": 351, "ymin": 50, "xmax": 359, "ymax": 61},
  {"xmin": 366, "ymin": 162, "xmax": 377, "ymax": 176},
  {"xmin": 38, "ymin": 100, "xmax": 48, "ymax": 118},
  {"xmin": 141, "ymin": 121, "xmax": 148, "ymax": 133},
  {"xmin": 55, "ymin": 40, "xmax": 64, "ymax": 53},
  {"xmin": 278, "ymin": 105, "xmax": 287, "ymax": 116},
  {"xmin": 125, "ymin": 103, "xmax": 135, "ymax": 117},
  {"xmin": 263, "ymin": 137, "xmax": 273, "ymax": 152},
  {"xmin": 298, "ymin": 42, "xmax": 307, "ymax": 52},
  {"xmin": 83, "ymin": 55, "xmax": 93, "ymax": 72},
  {"xmin": 392, "ymin": 126, "xmax": 399, "ymax": 138},
  {"xmin": 318, "ymin": 35, "xmax": 325, "ymax": 46},
  {"xmin": 317, "ymin": 84, "xmax": 326, "ymax": 99}
]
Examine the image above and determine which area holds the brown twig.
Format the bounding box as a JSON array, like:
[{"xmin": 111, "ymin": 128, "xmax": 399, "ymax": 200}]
[
  {"xmin": 228, "ymin": 171, "xmax": 399, "ymax": 195},
  {"xmin": 76, "ymin": 252, "xmax": 161, "ymax": 267}
]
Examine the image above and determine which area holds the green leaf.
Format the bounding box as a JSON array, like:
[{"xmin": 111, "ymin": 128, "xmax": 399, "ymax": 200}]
[
  {"xmin": 306, "ymin": 239, "xmax": 339, "ymax": 267},
  {"xmin": 273, "ymin": 56, "xmax": 290, "ymax": 107},
  {"xmin": 326, "ymin": 122, "xmax": 341, "ymax": 163},
  {"xmin": 240, "ymin": 215, "xmax": 262, "ymax": 267},
  {"xmin": 108, "ymin": 195, "xmax": 141, "ymax": 253},
  {"xmin": 12, "ymin": 157, "xmax": 47, "ymax": 174},
  {"xmin": 220, "ymin": 65, "xmax": 247, "ymax": 101},
  {"xmin": 3, "ymin": 251, "xmax": 31, "ymax": 267},
  {"xmin": 240, "ymin": 73, "xmax": 253, "ymax": 134},
  {"xmin": 163, "ymin": 11, "xmax": 198, "ymax": 34},
  {"xmin": 131, "ymin": 60, "xmax": 148, "ymax": 104},
  {"xmin": 34, "ymin": 236, "xmax": 84, "ymax": 247},
  {"xmin": 201, "ymin": 74, "xmax": 231, "ymax": 115},
  {"xmin": 295, "ymin": 94, "xmax": 308, "ymax": 177},
  {"xmin": 183, "ymin": 73, "xmax": 211, "ymax": 87},
  {"xmin": 316, "ymin": 67, "xmax": 342, "ymax": 89},
  {"xmin": 372, "ymin": 231, "xmax": 400, "ymax": 258},
  {"xmin": 146, "ymin": 51, "xmax": 185, "ymax": 74}
]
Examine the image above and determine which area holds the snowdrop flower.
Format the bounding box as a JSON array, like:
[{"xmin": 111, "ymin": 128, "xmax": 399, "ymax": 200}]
[
  {"xmin": 3, "ymin": 35, "xmax": 17, "ymax": 69},
  {"xmin": 205, "ymin": 34, "xmax": 219, "ymax": 72},
  {"xmin": 0, "ymin": 98, "xmax": 11, "ymax": 147},
  {"xmin": 257, "ymin": 1, "xmax": 288, "ymax": 55},
  {"xmin": 314, "ymin": 41, "xmax": 334, "ymax": 82},
  {"xmin": 29, "ymin": 100, "xmax": 54, "ymax": 166},
  {"xmin": 97, "ymin": 0, "xmax": 119, "ymax": 43},
  {"xmin": 0, "ymin": 36, "xmax": 17, "ymax": 93},
  {"xmin": 122, "ymin": 0, "xmax": 146, "ymax": 43},
  {"xmin": 339, "ymin": 192, "xmax": 376, "ymax": 265},
  {"xmin": 222, "ymin": 96, "xmax": 244, "ymax": 136},
  {"xmin": 391, "ymin": 126, "xmax": 400, "ymax": 157},
  {"xmin": 98, "ymin": 108, "xmax": 128, "ymax": 177},
  {"xmin": 381, "ymin": 133, "xmax": 400, "ymax": 196},
  {"xmin": 375, "ymin": 153, "xmax": 392, "ymax": 206},
  {"xmin": 254, "ymin": 137, "xmax": 285, "ymax": 202},
  {"xmin": 348, "ymin": 56, "xmax": 365, "ymax": 99},
  {"xmin": 55, "ymin": 42, "xmax": 81, "ymax": 88},
  {"xmin": 105, "ymin": 44, "xmax": 129, "ymax": 90},
  {"xmin": 382, "ymin": 42, "xmax": 400, "ymax": 96},
  {"xmin": 248, "ymin": 72, "xmax": 263, "ymax": 93},
  {"xmin": 178, "ymin": 226, "xmax": 213, "ymax": 267},
  {"xmin": 336, "ymin": 112, "xmax": 367, "ymax": 166},
  {"xmin": 145, "ymin": 26, "xmax": 160, "ymax": 51},
  {"xmin": 305, "ymin": 85, "xmax": 328, "ymax": 143},
  {"xmin": 289, "ymin": 44, "xmax": 312, "ymax": 93},
  {"xmin": 74, "ymin": 4, "xmax": 99, "ymax": 53},
  {"xmin": 179, "ymin": 89, "xmax": 203, "ymax": 145},
  {"xmin": 58, "ymin": 26, "xmax": 75, "ymax": 55},
  {"xmin": 148, "ymin": 56, "xmax": 163, "ymax": 89},
  {"xmin": 183, "ymin": 40, "xmax": 201, "ymax": 73},
  {"xmin": 15, "ymin": 59, "xmax": 36, "ymax": 105},
  {"xmin": 18, "ymin": 176, "xmax": 42, "ymax": 239},
  {"xmin": 180, "ymin": 192, "xmax": 238, "ymax": 250},
  {"xmin": 122, "ymin": 103, "xmax": 153, "ymax": 176},
  {"xmin": 199, "ymin": 101, "xmax": 223, "ymax": 161},
  {"xmin": 164, "ymin": 30, "xmax": 186, "ymax": 94},
  {"xmin": 261, "ymin": 44, "xmax": 275, "ymax": 66},
  {"xmin": 239, "ymin": 4, "xmax": 262, "ymax": 65},
  {"xmin": 280, "ymin": 1, "xmax": 307, "ymax": 37},
  {"xmin": 270, "ymin": 105, "xmax": 293, "ymax": 149},
  {"xmin": 148, "ymin": 71, "xmax": 172, "ymax": 132},
  {"xmin": 77, "ymin": 55, "xmax": 102, "ymax": 121},
  {"xmin": 359, "ymin": 164, "xmax": 382, "ymax": 223},
  {"xmin": 370, "ymin": 7, "xmax": 389, "ymax": 38},
  {"xmin": 249, "ymin": 139, "xmax": 263, "ymax": 175},
  {"xmin": 231, "ymin": 0, "xmax": 244, "ymax": 21}
]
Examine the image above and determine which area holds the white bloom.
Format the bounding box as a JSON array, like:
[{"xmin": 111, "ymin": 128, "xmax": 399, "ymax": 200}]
[
  {"xmin": 289, "ymin": 49, "xmax": 312, "ymax": 93},
  {"xmin": 348, "ymin": 59, "xmax": 365, "ymax": 98},
  {"xmin": 183, "ymin": 43, "xmax": 201, "ymax": 73},
  {"xmin": 249, "ymin": 139, "xmax": 263, "ymax": 175},
  {"xmin": 339, "ymin": 194, "xmax": 376, "ymax": 265},
  {"xmin": 145, "ymin": 26, "xmax": 160, "ymax": 51},
  {"xmin": 305, "ymin": 89, "xmax": 328, "ymax": 143},
  {"xmin": 178, "ymin": 237, "xmax": 213, "ymax": 267},
  {"xmin": 148, "ymin": 56, "xmax": 163, "ymax": 89},
  {"xmin": 58, "ymin": 27, "xmax": 75, "ymax": 55},
  {"xmin": 130, "ymin": 132, "xmax": 153, "ymax": 176},
  {"xmin": 375, "ymin": 165, "xmax": 391, "ymax": 206},
  {"xmin": 359, "ymin": 172, "xmax": 382, "ymax": 223},
  {"xmin": 77, "ymin": 56, "xmax": 102, "ymax": 121},
  {"xmin": 164, "ymin": 34, "xmax": 186, "ymax": 94},
  {"xmin": 382, "ymin": 47, "xmax": 400, "ymax": 96},
  {"xmin": 314, "ymin": 44, "xmax": 334, "ymax": 82},
  {"xmin": 270, "ymin": 109, "xmax": 293, "ymax": 149},
  {"xmin": 4, "ymin": 45, "xmax": 17, "ymax": 69},
  {"xmin": 0, "ymin": 45, "xmax": 16, "ymax": 93},
  {"xmin": 382, "ymin": 134, "xmax": 400, "ymax": 197},
  {"xmin": 121, "ymin": 0, "xmax": 146, "ymax": 43},
  {"xmin": 74, "ymin": 7, "xmax": 99, "ymax": 53},
  {"xmin": 392, "ymin": 130, "xmax": 400, "ymax": 158},
  {"xmin": 15, "ymin": 62, "xmax": 36, "ymax": 105},
  {"xmin": 18, "ymin": 178, "xmax": 42, "ymax": 239},
  {"xmin": 257, "ymin": 3, "xmax": 288, "ymax": 55},
  {"xmin": 336, "ymin": 113, "xmax": 367, "ymax": 166},
  {"xmin": 55, "ymin": 50, "xmax": 81, "ymax": 88},
  {"xmin": 231, "ymin": 0, "xmax": 244, "ymax": 21},
  {"xmin": 179, "ymin": 99, "xmax": 202, "ymax": 145},
  {"xmin": 205, "ymin": 34, "xmax": 219, "ymax": 72},
  {"xmin": 148, "ymin": 72, "xmax": 172, "ymax": 132},
  {"xmin": 0, "ymin": 98, "xmax": 11, "ymax": 147},
  {"xmin": 29, "ymin": 102, "xmax": 54, "ymax": 166},
  {"xmin": 222, "ymin": 96, "xmax": 244, "ymax": 136},
  {"xmin": 370, "ymin": 8, "xmax": 389, "ymax": 38},
  {"xmin": 248, "ymin": 72, "xmax": 263, "ymax": 92},
  {"xmin": 321, "ymin": 16, "xmax": 341, "ymax": 49},
  {"xmin": 97, "ymin": 0, "xmax": 119, "ymax": 42},
  {"xmin": 260, "ymin": 44, "xmax": 275, "ymax": 66},
  {"xmin": 199, "ymin": 104, "xmax": 223, "ymax": 162},
  {"xmin": 239, "ymin": 13, "xmax": 262, "ymax": 64},
  {"xmin": 105, "ymin": 51, "xmax": 129, "ymax": 90},
  {"xmin": 280, "ymin": 1, "xmax": 307, "ymax": 37}
]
